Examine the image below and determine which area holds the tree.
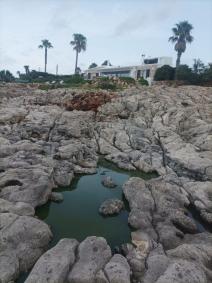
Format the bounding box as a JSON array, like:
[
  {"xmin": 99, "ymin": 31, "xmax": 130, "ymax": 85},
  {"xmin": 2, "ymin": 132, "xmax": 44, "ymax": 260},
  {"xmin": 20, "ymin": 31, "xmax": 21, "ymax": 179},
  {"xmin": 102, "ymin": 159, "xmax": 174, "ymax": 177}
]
[
  {"xmin": 38, "ymin": 39, "xmax": 53, "ymax": 73},
  {"xmin": 0, "ymin": 70, "xmax": 15, "ymax": 82},
  {"xmin": 169, "ymin": 21, "xmax": 194, "ymax": 67},
  {"xmin": 154, "ymin": 65, "xmax": 175, "ymax": 81},
  {"xmin": 89, "ymin": 62, "xmax": 98, "ymax": 69},
  {"xmin": 193, "ymin": 59, "xmax": 205, "ymax": 74},
  {"xmin": 24, "ymin": 65, "xmax": 30, "ymax": 75},
  {"xmin": 70, "ymin": 34, "xmax": 87, "ymax": 74},
  {"xmin": 102, "ymin": 60, "xmax": 112, "ymax": 66}
]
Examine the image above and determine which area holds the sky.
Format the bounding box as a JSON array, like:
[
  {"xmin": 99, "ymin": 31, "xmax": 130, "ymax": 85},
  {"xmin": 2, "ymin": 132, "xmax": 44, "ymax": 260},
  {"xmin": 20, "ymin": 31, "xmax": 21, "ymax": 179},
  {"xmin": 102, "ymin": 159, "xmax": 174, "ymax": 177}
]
[{"xmin": 0, "ymin": 0, "xmax": 212, "ymax": 75}]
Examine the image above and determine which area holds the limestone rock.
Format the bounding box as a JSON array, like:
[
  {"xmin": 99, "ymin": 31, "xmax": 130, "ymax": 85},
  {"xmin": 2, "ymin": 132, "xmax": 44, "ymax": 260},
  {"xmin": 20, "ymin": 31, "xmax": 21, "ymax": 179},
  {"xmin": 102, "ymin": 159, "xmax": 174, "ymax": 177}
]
[
  {"xmin": 68, "ymin": 236, "xmax": 112, "ymax": 283},
  {"xmin": 99, "ymin": 199, "xmax": 124, "ymax": 216},
  {"xmin": 25, "ymin": 238, "xmax": 78, "ymax": 283}
]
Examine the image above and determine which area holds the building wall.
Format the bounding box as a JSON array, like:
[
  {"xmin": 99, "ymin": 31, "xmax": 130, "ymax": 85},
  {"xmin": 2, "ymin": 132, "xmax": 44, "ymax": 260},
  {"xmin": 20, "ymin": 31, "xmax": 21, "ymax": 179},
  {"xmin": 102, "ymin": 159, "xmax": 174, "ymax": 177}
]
[{"xmin": 84, "ymin": 57, "xmax": 172, "ymax": 85}]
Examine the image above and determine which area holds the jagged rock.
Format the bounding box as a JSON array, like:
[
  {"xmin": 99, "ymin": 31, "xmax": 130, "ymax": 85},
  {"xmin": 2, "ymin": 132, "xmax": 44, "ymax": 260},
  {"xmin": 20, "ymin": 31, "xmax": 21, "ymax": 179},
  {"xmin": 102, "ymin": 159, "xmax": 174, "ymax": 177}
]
[
  {"xmin": 25, "ymin": 238, "xmax": 78, "ymax": 283},
  {"xmin": 1, "ymin": 84, "xmax": 212, "ymax": 283},
  {"xmin": 99, "ymin": 199, "xmax": 124, "ymax": 215},
  {"xmin": 101, "ymin": 176, "xmax": 117, "ymax": 188},
  {"xmin": 68, "ymin": 236, "xmax": 112, "ymax": 283}
]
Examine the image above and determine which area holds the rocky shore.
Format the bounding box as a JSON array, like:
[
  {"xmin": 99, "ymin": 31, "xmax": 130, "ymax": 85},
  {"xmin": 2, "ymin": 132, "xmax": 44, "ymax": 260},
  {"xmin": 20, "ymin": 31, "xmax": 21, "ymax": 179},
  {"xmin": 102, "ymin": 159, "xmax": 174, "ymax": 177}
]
[{"xmin": 0, "ymin": 83, "xmax": 212, "ymax": 282}]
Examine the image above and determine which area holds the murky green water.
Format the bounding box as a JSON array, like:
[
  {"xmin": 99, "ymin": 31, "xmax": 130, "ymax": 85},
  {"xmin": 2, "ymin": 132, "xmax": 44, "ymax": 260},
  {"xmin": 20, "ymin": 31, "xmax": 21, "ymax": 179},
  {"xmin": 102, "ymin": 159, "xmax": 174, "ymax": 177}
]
[
  {"xmin": 17, "ymin": 159, "xmax": 157, "ymax": 282},
  {"xmin": 36, "ymin": 158, "xmax": 157, "ymax": 249}
]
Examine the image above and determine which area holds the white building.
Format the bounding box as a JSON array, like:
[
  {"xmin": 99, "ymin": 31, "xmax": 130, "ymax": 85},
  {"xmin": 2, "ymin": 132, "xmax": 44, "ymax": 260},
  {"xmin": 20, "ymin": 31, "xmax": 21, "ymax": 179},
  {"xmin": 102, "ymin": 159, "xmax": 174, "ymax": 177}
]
[{"xmin": 84, "ymin": 57, "xmax": 172, "ymax": 85}]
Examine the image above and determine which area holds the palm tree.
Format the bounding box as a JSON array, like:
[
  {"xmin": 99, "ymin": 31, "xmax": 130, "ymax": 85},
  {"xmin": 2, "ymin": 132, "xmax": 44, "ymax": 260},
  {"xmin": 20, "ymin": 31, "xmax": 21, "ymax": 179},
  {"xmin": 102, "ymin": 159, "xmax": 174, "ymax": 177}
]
[
  {"xmin": 38, "ymin": 39, "xmax": 53, "ymax": 73},
  {"xmin": 70, "ymin": 34, "xmax": 87, "ymax": 74},
  {"xmin": 169, "ymin": 21, "xmax": 194, "ymax": 67},
  {"xmin": 24, "ymin": 65, "xmax": 29, "ymax": 75}
]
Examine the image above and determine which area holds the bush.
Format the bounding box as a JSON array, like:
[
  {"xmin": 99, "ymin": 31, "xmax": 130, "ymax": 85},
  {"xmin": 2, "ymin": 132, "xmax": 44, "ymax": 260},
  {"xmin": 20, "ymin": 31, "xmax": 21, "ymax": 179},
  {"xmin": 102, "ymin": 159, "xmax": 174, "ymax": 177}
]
[
  {"xmin": 63, "ymin": 74, "xmax": 85, "ymax": 85},
  {"xmin": 138, "ymin": 77, "xmax": 149, "ymax": 86},
  {"xmin": 119, "ymin": 77, "xmax": 135, "ymax": 84},
  {"xmin": 154, "ymin": 65, "xmax": 175, "ymax": 81},
  {"xmin": 0, "ymin": 70, "xmax": 15, "ymax": 82},
  {"xmin": 98, "ymin": 81, "xmax": 117, "ymax": 90},
  {"xmin": 175, "ymin": 65, "xmax": 193, "ymax": 81}
]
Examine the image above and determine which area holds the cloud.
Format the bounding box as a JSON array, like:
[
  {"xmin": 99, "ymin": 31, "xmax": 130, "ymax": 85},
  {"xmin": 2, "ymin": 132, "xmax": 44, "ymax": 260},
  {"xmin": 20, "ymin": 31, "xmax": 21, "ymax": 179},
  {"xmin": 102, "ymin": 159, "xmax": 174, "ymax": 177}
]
[{"xmin": 114, "ymin": 1, "xmax": 177, "ymax": 36}]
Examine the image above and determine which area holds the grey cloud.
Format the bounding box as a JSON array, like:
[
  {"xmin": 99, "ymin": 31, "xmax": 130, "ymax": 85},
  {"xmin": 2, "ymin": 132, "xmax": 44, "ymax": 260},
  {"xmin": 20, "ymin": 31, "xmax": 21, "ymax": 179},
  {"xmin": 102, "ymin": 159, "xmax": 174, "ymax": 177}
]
[{"xmin": 114, "ymin": 1, "xmax": 177, "ymax": 36}]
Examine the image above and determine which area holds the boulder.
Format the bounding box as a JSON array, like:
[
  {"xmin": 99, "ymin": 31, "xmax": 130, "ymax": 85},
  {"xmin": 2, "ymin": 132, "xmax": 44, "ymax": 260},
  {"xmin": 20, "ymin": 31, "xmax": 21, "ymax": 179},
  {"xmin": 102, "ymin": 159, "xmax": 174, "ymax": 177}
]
[
  {"xmin": 68, "ymin": 236, "xmax": 112, "ymax": 283},
  {"xmin": 25, "ymin": 238, "xmax": 78, "ymax": 283},
  {"xmin": 99, "ymin": 199, "xmax": 124, "ymax": 216},
  {"xmin": 101, "ymin": 176, "xmax": 117, "ymax": 188}
]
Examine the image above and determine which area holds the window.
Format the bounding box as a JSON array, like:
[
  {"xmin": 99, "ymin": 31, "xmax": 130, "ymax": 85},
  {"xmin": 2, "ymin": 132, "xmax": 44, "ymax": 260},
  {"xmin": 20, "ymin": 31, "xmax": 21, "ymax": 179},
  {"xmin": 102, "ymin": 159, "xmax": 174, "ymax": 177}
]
[
  {"xmin": 146, "ymin": 69, "xmax": 150, "ymax": 78},
  {"xmin": 144, "ymin": 58, "xmax": 158, "ymax": 64}
]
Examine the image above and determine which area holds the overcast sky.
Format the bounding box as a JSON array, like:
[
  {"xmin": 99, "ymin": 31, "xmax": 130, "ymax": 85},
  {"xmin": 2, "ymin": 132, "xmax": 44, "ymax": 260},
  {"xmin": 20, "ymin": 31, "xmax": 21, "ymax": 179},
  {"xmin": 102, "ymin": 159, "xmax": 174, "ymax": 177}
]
[{"xmin": 0, "ymin": 0, "xmax": 212, "ymax": 75}]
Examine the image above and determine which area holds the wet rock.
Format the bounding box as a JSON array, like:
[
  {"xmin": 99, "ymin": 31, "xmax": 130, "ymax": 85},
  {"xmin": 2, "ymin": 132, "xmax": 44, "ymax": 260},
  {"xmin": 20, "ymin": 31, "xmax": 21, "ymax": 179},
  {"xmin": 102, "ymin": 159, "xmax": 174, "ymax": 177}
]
[
  {"xmin": 68, "ymin": 236, "xmax": 112, "ymax": 283},
  {"xmin": 101, "ymin": 176, "xmax": 117, "ymax": 188},
  {"xmin": 99, "ymin": 199, "xmax": 124, "ymax": 216},
  {"xmin": 49, "ymin": 192, "xmax": 64, "ymax": 203},
  {"xmin": 25, "ymin": 238, "xmax": 78, "ymax": 283}
]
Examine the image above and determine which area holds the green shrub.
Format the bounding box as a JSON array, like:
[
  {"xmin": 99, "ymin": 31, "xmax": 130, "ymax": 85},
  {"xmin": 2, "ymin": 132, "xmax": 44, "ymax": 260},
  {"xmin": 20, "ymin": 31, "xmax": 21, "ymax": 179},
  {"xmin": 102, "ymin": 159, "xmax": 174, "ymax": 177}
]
[
  {"xmin": 63, "ymin": 74, "xmax": 85, "ymax": 85},
  {"xmin": 0, "ymin": 70, "xmax": 15, "ymax": 82},
  {"xmin": 138, "ymin": 77, "xmax": 149, "ymax": 86},
  {"xmin": 175, "ymin": 65, "xmax": 192, "ymax": 81},
  {"xmin": 98, "ymin": 81, "xmax": 117, "ymax": 90},
  {"xmin": 119, "ymin": 77, "xmax": 135, "ymax": 84},
  {"xmin": 154, "ymin": 65, "xmax": 175, "ymax": 81}
]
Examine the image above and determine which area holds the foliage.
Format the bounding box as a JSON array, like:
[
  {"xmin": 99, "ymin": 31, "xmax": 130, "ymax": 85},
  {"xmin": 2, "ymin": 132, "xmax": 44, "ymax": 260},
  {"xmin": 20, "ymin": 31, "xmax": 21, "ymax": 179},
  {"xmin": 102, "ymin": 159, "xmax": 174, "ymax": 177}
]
[
  {"xmin": 0, "ymin": 70, "xmax": 15, "ymax": 82},
  {"xmin": 89, "ymin": 63, "xmax": 98, "ymax": 69},
  {"xmin": 97, "ymin": 78, "xmax": 117, "ymax": 90},
  {"xmin": 193, "ymin": 59, "xmax": 205, "ymax": 74},
  {"xmin": 154, "ymin": 65, "xmax": 175, "ymax": 81},
  {"xmin": 38, "ymin": 39, "xmax": 53, "ymax": 49},
  {"xmin": 70, "ymin": 34, "xmax": 87, "ymax": 53},
  {"xmin": 102, "ymin": 60, "xmax": 112, "ymax": 66},
  {"xmin": 169, "ymin": 21, "xmax": 194, "ymax": 67},
  {"xmin": 175, "ymin": 65, "xmax": 193, "ymax": 81},
  {"xmin": 138, "ymin": 77, "xmax": 149, "ymax": 86},
  {"xmin": 119, "ymin": 77, "xmax": 135, "ymax": 84},
  {"xmin": 154, "ymin": 62, "xmax": 212, "ymax": 86}
]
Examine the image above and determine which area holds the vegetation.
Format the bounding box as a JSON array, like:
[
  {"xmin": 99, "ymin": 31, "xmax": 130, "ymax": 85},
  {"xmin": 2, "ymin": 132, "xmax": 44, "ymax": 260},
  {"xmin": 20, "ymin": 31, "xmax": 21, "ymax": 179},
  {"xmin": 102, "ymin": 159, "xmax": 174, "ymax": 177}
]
[
  {"xmin": 138, "ymin": 77, "xmax": 149, "ymax": 86},
  {"xmin": 0, "ymin": 70, "xmax": 15, "ymax": 82},
  {"xmin": 102, "ymin": 60, "xmax": 112, "ymax": 66},
  {"xmin": 24, "ymin": 65, "xmax": 30, "ymax": 75},
  {"xmin": 89, "ymin": 63, "xmax": 98, "ymax": 69},
  {"xmin": 169, "ymin": 21, "xmax": 194, "ymax": 67},
  {"xmin": 38, "ymin": 39, "xmax": 53, "ymax": 73},
  {"xmin": 154, "ymin": 62, "xmax": 212, "ymax": 85},
  {"xmin": 96, "ymin": 77, "xmax": 117, "ymax": 90},
  {"xmin": 193, "ymin": 59, "xmax": 205, "ymax": 74},
  {"xmin": 70, "ymin": 34, "xmax": 87, "ymax": 74},
  {"xmin": 119, "ymin": 77, "xmax": 135, "ymax": 84},
  {"xmin": 154, "ymin": 65, "xmax": 175, "ymax": 81}
]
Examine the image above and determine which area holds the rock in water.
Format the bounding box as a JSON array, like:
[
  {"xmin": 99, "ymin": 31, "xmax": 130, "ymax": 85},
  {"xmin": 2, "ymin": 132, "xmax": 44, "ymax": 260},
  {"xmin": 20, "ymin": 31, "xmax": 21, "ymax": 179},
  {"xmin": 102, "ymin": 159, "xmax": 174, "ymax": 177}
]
[
  {"xmin": 49, "ymin": 192, "xmax": 64, "ymax": 202},
  {"xmin": 101, "ymin": 176, "xmax": 117, "ymax": 188},
  {"xmin": 99, "ymin": 199, "xmax": 124, "ymax": 216}
]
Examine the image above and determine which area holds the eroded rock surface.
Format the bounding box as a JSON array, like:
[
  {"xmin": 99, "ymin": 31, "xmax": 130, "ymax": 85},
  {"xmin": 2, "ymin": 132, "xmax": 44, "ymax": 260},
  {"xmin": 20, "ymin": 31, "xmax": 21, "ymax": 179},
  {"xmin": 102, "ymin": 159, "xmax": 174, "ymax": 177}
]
[
  {"xmin": 99, "ymin": 198, "xmax": 124, "ymax": 215},
  {"xmin": 0, "ymin": 83, "xmax": 212, "ymax": 282}
]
